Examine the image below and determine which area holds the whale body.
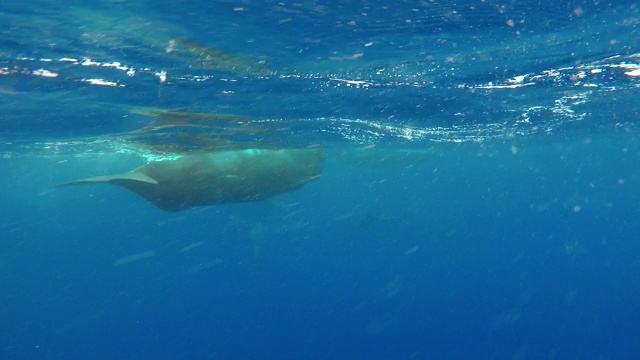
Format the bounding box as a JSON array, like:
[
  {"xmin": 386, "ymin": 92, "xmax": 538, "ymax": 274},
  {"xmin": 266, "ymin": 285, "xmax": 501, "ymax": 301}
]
[{"xmin": 59, "ymin": 148, "xmax": 325, "ymax": 211}]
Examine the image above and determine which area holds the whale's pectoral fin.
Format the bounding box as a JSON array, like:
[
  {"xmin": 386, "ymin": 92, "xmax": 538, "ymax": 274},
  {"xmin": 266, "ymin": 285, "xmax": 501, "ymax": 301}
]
[{"xmin": 57, "ymin": 171, "xmax": 159, "ymax": 187}]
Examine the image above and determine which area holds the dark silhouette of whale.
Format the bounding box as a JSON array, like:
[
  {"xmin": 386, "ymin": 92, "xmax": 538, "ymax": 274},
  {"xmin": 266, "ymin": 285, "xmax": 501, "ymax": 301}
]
[{"xmin": 58, "ymin": 148, "xmax": 325, "ymax": 211}]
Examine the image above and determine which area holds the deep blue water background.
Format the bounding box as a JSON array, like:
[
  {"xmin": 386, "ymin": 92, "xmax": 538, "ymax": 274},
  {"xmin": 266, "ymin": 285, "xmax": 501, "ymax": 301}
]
[{"xmin": 1, "ymin": 1, "xmax": 640, "ymax": 359}]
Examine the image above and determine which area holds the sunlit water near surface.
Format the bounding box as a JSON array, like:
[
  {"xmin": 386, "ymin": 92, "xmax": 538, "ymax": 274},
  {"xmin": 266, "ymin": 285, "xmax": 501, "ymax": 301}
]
[{"xmin": 1, "ymin": 1, "xmax": 640, "ymax": 359}]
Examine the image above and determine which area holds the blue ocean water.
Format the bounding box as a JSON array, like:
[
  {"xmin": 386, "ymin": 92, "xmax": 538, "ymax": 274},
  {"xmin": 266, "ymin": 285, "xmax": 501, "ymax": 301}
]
[{"xmin": 1, "ymin": 0, "xmax": 640, "ymax": 358}]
